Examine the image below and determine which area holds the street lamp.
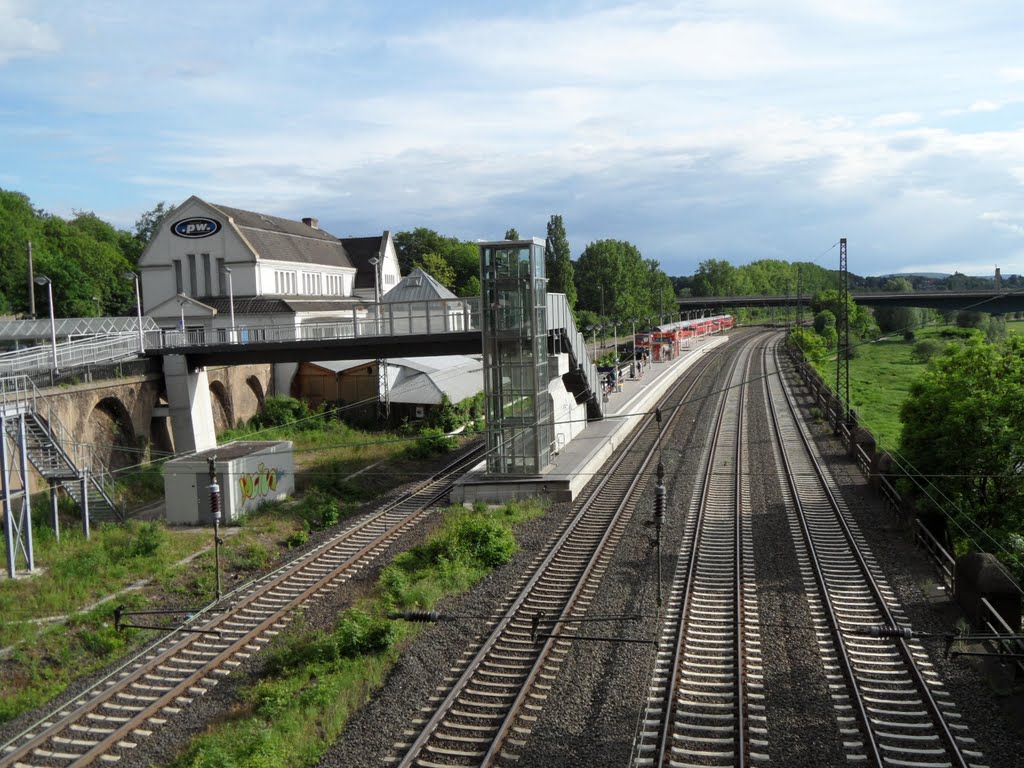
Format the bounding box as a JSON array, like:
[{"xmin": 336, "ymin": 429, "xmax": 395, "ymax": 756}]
[
  {"xmin": 122, "ymin": 271, "xmax": 145, "ymax": 354},
  {"xmin": 177, "ymin": 293, "xmax": 187, "ymax": 342},
  {"xmin": 368, "ymin": 256, "xmax": 382, "ymax": 333},
  {"xmin": 33, "ymin": 276, "xmax": 58, "ymax": 372},
  {"xmin": 224, "ymin": 267, "xmax": 236, "ymax": 342}
]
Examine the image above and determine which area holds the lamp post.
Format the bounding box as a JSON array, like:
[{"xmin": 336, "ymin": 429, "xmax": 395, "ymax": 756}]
[
  {"xmin": 592, "ymin": 324, "xmax": 601, "ymax": 361},
  {"xmin": 122, "ymin": 271, "xmax": 145, "ymax": 354},
  {"xmin": 177, "ymin": 293, "xmax": 187, "ymax": 343},
  {"xmin": 368, "ymin": 256, "xmax": 382, "ymax": 333},
  {"xmin": 33, "ymin": 276, "xmax": 58, "ymax": 372},
  {"xmin": 224, "ymin": 267, "xmax": 236, "ymax": 342}
]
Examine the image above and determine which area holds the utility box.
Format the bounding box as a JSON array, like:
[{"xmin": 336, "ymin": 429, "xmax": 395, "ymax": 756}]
[{"xmin": 163, "ymin": 441, "xmax": 294, "ymax": 525}]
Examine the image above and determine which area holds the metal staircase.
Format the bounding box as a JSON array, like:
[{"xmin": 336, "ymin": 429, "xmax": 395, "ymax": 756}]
[{"xmin": 1, "ymin": 376, "xmax": 124, "ymax": 524}]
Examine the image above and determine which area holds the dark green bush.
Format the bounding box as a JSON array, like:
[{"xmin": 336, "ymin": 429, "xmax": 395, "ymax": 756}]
[
  {"xmin": 911, "ymin": 338, "xmax": 944, "ymax": 363},
  {"xmin": 252, "ymin": 395, "xmax": 318, "ymax": 429},
  {"xmin": 334, "ymin": 608, "xmax": 398, "ymax": 656},
  {"xmin": 285, "ymin": 529, "xmax": 309, "ymax": 549},
  {"xmin": 406, "ymin": 428, "xmax": 456, "ymax": 459},
  {"xmin": 296, "ymin": 489, "xmax": 341, "ymax": 530}
]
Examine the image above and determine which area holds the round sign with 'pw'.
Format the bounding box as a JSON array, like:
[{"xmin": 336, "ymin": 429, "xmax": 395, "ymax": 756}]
[{"xmin": 172, "ymin": 217, "xmax": 222, "ymax": 238}]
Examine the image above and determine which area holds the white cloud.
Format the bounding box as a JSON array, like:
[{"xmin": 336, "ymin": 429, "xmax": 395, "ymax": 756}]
[
  {"xmin": 969, "ymin": 99, "xmax": 1000, "ymax": 112},
  {"xmin": 0, "ymin": 0, "xmax": 57, "ymax": 64},
  {"xmin": 870, "ymin": 112, "xmax": 921, "ymax": 127}
]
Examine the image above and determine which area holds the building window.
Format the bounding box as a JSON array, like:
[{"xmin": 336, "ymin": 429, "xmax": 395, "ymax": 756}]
[
  {"xmin": 274, "ymin": 269, "xmax": 296, "ymax": 295},
  {"xmin": 187, "ymin": 253, "xmax": 198, "ymax": 296},
  {"xmin": 217, "ymin": 258, "xmax": 226, "ymax": 295},
  {"xmin": 173, "ymin": 260, "xmax": 183, "ymax": 293},
  {"xmin": 202, "ymin": 254, "xmax": 211, "ymax": 296}
]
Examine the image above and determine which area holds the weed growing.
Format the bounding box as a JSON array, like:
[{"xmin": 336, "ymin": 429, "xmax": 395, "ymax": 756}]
[{"xmin": 170, "ymin": 499, "xmax": 547, "ymax": 768}]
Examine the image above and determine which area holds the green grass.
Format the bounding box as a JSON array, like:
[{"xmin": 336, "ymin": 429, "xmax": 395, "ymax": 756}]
[
  {"xmin": 807, "ymin": 324, "xmax": 980, "ymax": 450},
  {"xmin": 169, "ymin": 499, "xmax": 548, "ymax": 768},
  {"xmin": 0, "ymin": 520, "xmax": 213, "ymax": 721}
]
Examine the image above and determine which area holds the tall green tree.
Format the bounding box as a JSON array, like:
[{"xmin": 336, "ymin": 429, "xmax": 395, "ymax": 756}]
[
  {"xmin": 874, "ymin": 277, "xmax": 923, "ymax": 336},
  {"xmin": 0, "ymin": 189, "xmax": 137, "ymax": 317},
  {"xmin": 544, "ymin": 215, "xmax": 575, "ymax": 309},
  {"xmin": 394, "ymin": 228, "xmax": 480, "ymax": 295},
  {"xmin": 504, "ymin": 227, "xmax": 519, "ymax": 240},
  {"xmin": 900, "ymin": 337, "xmax": 1024, "ymax": 549},
  {"xmin": 574, "ymin": 239, "xmax": 665, "ymax": 324},
  {"xmin": 412, "ymin": 252, "xmax": 456, "ymax": 290}
]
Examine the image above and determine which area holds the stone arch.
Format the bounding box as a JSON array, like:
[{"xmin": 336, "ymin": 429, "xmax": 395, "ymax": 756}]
[
  {"xmin": 90, "ymin": 396, "xmax": 137, "ymax": 471},
  {"xmin": 150, "ymin": 389, "xmax": 174, "ymax": 457},
  {"xmin": 246, "ymin": 375, "xmax": 266, "ymax": 407},
  {"xmin": 209, "ymin": 380, "xmax": 234, "ymax": 434}
]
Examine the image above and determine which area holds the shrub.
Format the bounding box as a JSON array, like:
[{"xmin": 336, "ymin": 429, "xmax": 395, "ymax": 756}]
[
  {"xmin": 296, "ymin": 489, "xmax": 341, "ymax": 530},
  {"xmin": 911, "ymin": 338, "xmax": 944, "ymax": 363},
  {"xmin": 443, "ymin": 515, "xmax": 517, "ymax": 567},
  {"xmin": 334, "ymin": 608, "xmax": 398, "ymax": 656},
  {"xmin": 406, "ymin": 428, "xmax": 456, "ymax": 459},
  {"xmin": 285, "ymin": 529, "xmax": 309, "ymax": 549},
  {"xmin": 253, "ymin": 396, "xmax": 317, "ymax": 430},
  {"xmin": 229, "ymin": 542, "xmax": 271, "ymax": 571}
]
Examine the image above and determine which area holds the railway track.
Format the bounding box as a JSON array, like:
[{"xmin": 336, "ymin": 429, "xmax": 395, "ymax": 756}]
[
  {"xmin": 632, "ymin": 331, "xmax": 767, "ymax": 767},
  {"xmin": 390, "ymin": 338, "xmax": 737, "ymax": 767},
  {"xmin": 765, "ymin": 340, "xmax": 985, "ymax": 768},
  {"xmin": 0, "ymin": 443, "xmax": 487, "ymax": 768}
]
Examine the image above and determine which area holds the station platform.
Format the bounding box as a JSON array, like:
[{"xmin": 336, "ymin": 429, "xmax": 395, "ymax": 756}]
[{"xmin": 453, "ymin": 334, "xmax": 729, "ymax": 504}]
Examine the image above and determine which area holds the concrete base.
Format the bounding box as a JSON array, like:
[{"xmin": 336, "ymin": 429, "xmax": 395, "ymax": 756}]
[{"xmin": 453, "ymin": 335, "xmax": 728, "ymax": 505}]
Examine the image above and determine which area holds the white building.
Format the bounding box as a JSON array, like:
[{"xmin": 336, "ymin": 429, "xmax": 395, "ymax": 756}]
[{"xmin": 138, "ymin": 196, "xmax": 401, "ymax": 342}]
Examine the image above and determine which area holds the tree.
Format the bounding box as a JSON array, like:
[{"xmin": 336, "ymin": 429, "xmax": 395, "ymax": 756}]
[
  {"xmin": 900, "ymin": 337, "xmax": 1024, "ymax": 550},
  {"xmin": 873, "ymin": 277, "xmax": 923, "ymax": 336},
  {"xmin": 545, "ymin": 215, "xmax": 576, "ymax": 309},
  {"xmin": 413, "ymin": 252, "xmax": 456, "ymax": 290},
  {"xmin": 0, "ymin": 189, "xmax": 137, "ymax": 317},
  {"xmin": 394, "ymin": 228, "xmax": 480, "ymax": 295},
  {"xmin": 504, "ymin": 227, "xmax": 519, "ymax": 240},
  {"xmin": 133, "ymin": 202, "xmax": 175, "ymax": 250},
  {"xmin": 691, "ymin": 259, "xmax": 742, "ymax": 297},
  {"xmin": 574, "ymin": 239, "xmax": 654, "ymax": 322}
]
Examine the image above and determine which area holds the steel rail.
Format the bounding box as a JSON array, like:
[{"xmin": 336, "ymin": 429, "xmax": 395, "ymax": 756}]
[
  {"xmin": 0, "ymin": 443, "xmax": 486, "ymax": 768},
  {"xmin": 653, "ymin": 344, "xmax": 745, "ymax": 766},
  {"xmin": 766, "ymin": 340, "xmax": 971, "ymax": 768},
  {"xmin": 395, "ymin": 339, "xmax": 735, "ymax": 768}
]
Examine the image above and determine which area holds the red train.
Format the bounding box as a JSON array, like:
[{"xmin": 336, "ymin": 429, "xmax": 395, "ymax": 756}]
[{"xmin": 635, "ymin": 315, "xmax": 733, "ymax": 362}]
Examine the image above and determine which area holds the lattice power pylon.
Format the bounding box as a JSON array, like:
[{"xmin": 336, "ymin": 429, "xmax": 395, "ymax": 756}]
[{"xmin": 836, "ymin": 237, "xmax": 851, "ymax": 427}]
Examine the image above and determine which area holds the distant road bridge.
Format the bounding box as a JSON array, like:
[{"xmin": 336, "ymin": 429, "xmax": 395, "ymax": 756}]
[{"xmin": 677, "ymin": 289, "xmax": 1024, "ymax": 315}]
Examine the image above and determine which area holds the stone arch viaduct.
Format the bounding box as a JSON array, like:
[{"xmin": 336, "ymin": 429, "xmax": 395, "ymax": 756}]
[{"xmin": 41, "ymin": 363, "xmax": 273, "ymax": 471}]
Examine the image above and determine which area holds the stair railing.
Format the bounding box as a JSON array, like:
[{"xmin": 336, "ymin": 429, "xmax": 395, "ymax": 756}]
[{"xmin": 0, "ymin": 374, "xmax": 124, "ymax": 518}]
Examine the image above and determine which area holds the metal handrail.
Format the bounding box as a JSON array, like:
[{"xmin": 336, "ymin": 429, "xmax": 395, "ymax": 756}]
[
  {"xmin": 0, "ymin": 333, "xmax": 142, "ymax": 377},
  {"xmin": 0, "ymin": 374, "xmax": 121, "ymax": 513},
  {"xmin": 151, "ymin": 297, "xmax": 483, "ymax": 350}
]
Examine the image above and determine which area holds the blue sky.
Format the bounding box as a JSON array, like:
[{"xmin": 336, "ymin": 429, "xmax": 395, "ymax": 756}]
[{"xmin": 2, "ymin": 0, "xmax": 1023, "ymax": 278}]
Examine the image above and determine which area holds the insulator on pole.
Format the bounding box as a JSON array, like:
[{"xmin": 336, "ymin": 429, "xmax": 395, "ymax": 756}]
[
  {"xmin": 654, "ymin": 462, "xmax": 666, "ymax": 529},
  {"xmin": 209, "ymin": 481, "xmax": 221, "ymax": 522},
  {"xmin": 868, "ymin": 624, "xmax": 913, "ymax": 639},
  {"xmin": 388, "ymin": 610, "xmax": 442, "ymax": 623}
]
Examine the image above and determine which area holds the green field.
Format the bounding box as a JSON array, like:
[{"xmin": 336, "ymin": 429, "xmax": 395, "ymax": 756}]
[{"xmin": 810, "ymin": 320, "xmax": 1024, "ymax": 451}]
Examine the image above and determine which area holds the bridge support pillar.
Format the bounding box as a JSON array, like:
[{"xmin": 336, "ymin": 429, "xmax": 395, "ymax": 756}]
[{"xmin": 165, "ymin": 355, "xmax": 217, "ymax": 454}]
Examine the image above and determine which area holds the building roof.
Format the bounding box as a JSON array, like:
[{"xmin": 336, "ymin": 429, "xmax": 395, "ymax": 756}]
[
  {"xmin": 208, "ymin": 201, "xmax": 354, "ymax": 269},
  {"xmin": 390, "ymin": 356, "xmax": 483, "ymax": 406},
  {"xmin": 210, "ymin": 203, "xmax": 339, "ymax": 243},
  {"xmin": 342, "ymin": 235, "xmax": 385, "ymax": 290},
  {"xmin": 301, "ymin": 355, "xmax": 484, "ymax": 406},
  {"xmin": 240, "ymin": 228, "xmax": 354, "ymax": 269},
  {"xmin": 383, "ymin": 268, "xmax": 458, "ymax": 303},
  {"xmin": 199, "ymin": 297, "xmax": 365, "ymax": 315}
]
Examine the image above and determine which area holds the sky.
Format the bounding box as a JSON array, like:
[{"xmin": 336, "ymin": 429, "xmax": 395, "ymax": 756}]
[{"xmin": 2, "ymin": 0, "xmax": 1024, "ymax": 278}]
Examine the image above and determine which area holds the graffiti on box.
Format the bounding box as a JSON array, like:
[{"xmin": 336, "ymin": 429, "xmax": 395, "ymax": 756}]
[{"xmin": 239, "ymin": 463, "xmax": 282, "ymax": 505}]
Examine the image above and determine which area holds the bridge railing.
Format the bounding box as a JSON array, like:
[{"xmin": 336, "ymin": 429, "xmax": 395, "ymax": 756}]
[
  {"xmin": 151, "ymin": 297, "xmax": 483, "ymax": 349},
  {"xmin": 0, "ymin": 374, "xmax": 120, "ymax": 507},
  {"xmin": 0, "ymin": 333, "xmax": 142, "ymax": 377}
]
